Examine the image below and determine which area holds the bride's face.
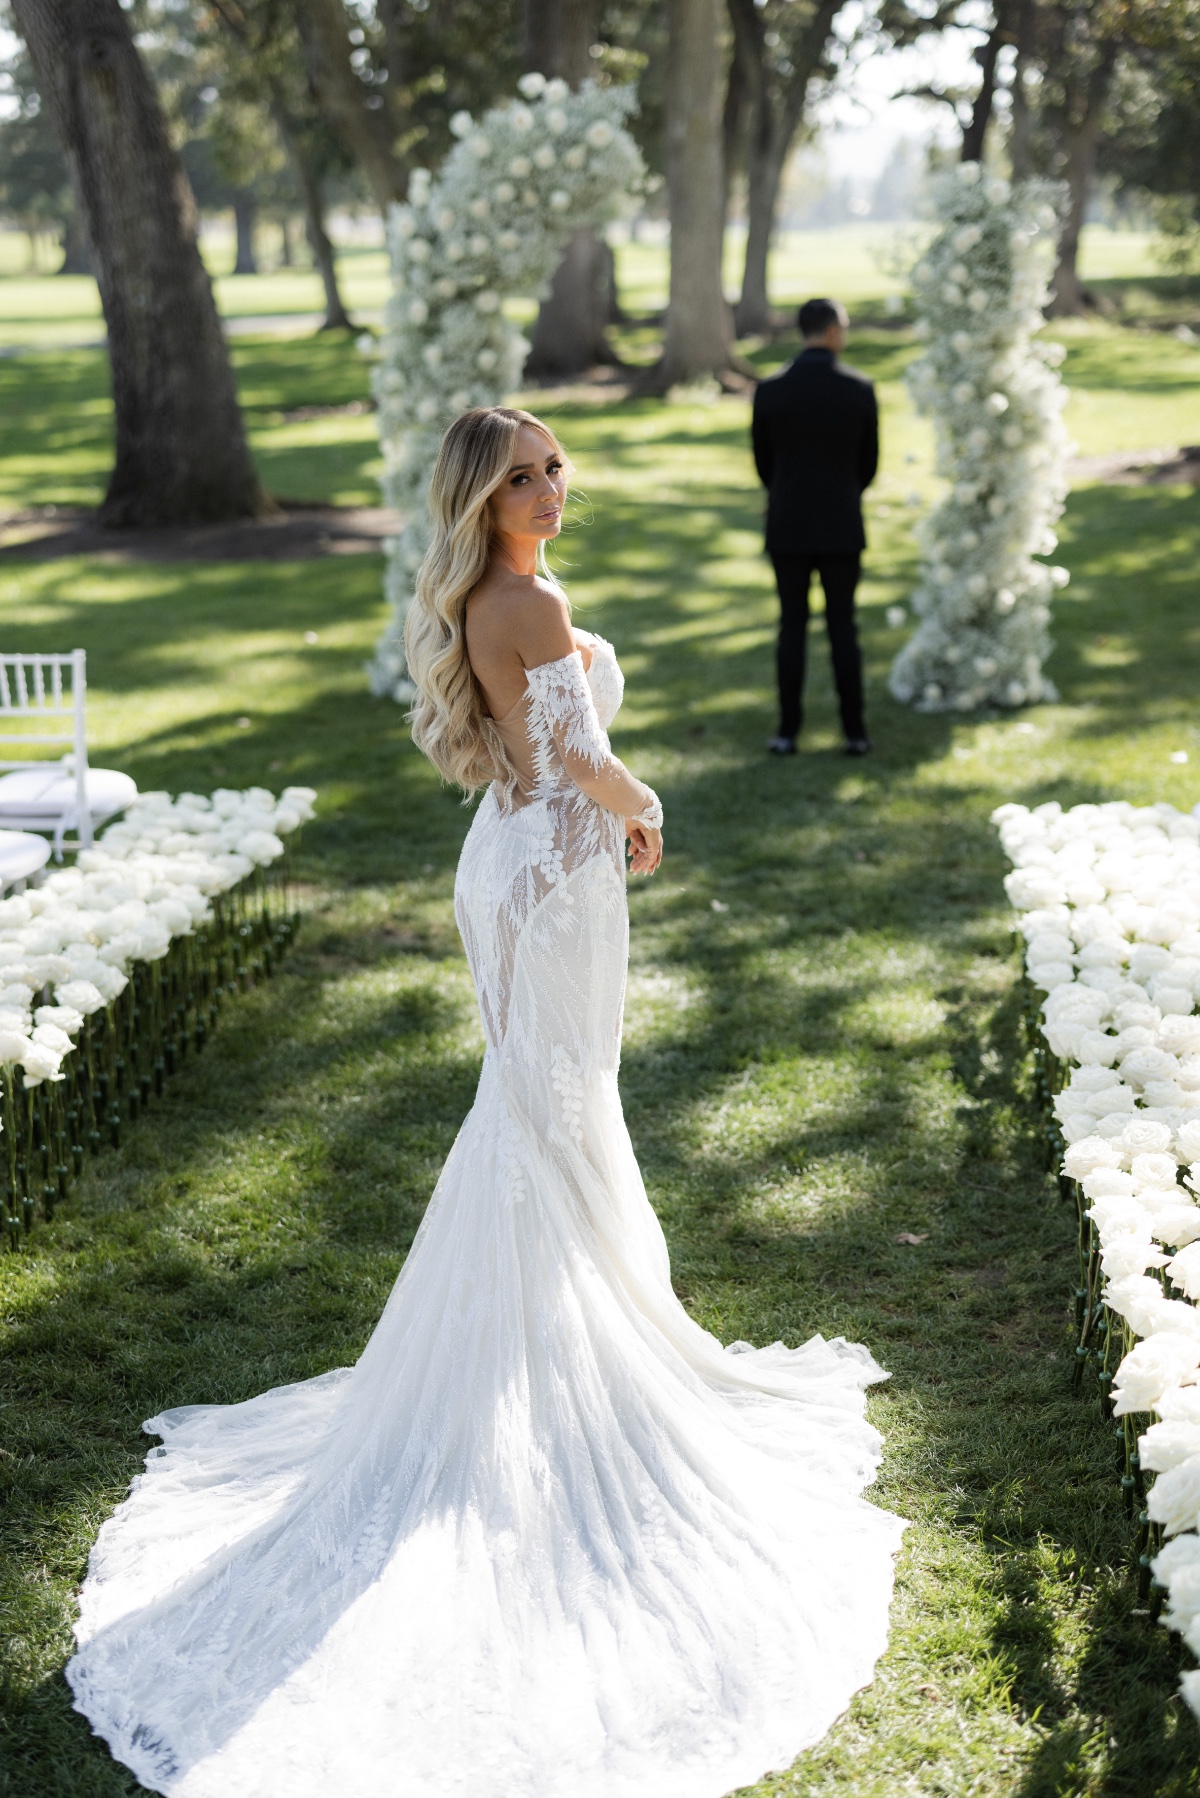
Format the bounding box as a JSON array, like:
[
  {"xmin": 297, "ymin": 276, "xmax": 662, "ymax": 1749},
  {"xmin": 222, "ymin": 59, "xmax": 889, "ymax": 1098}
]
[{"xmin": 490, "ymin": 425, "xmax": 567, "ymax": 544}]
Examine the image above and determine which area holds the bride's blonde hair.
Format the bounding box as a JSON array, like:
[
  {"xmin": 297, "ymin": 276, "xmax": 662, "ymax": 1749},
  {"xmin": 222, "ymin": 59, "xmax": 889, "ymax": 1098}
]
[{"xmin": 406, "ymin": 406, "xmax": 567, "ymax": 795}]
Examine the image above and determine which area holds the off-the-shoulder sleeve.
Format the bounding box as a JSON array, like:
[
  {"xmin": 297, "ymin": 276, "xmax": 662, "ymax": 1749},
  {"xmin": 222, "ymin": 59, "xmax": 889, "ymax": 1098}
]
[{"xmin": 525, "ymin": 652, "xmax": 660, "ymax": 826}]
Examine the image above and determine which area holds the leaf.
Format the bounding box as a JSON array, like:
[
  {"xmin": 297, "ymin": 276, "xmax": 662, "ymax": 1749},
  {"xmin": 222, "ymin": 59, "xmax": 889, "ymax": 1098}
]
[{"xmin": 894, "ymin": 1231, "xmax": 929, "ymax": 1245}]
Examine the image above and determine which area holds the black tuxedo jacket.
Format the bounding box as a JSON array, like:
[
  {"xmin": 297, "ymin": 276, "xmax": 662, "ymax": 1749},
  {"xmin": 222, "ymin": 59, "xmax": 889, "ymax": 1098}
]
[{"xmin": 751, "ymin": 347, "xmax": 879, "ymax": 557}]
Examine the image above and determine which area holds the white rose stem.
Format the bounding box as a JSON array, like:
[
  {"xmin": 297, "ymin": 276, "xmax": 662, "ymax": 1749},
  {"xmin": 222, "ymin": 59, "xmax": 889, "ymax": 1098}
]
[
  {"xmin": 996, "ymin": 797, "xmax": 1200, "ymax": 1697},
  {"xmin": 2, "ymin": 786, "xmax": 316, "ymax": 1249}
]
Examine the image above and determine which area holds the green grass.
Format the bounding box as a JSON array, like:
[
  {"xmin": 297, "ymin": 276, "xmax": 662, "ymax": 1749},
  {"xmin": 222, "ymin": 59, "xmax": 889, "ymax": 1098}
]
[{"xmin": 2, "ymin": 320, "xmax": 1200, "ymax": 1795}]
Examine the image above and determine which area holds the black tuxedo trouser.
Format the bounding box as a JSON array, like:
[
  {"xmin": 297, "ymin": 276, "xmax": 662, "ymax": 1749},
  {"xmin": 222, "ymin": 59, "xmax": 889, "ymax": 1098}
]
[{"xmin": 770, "ymin": 552, "xmax": 865, "ymax": 742}]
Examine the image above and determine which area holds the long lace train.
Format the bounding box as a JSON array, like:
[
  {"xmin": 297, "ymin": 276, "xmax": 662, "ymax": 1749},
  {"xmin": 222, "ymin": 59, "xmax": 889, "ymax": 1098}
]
[{"xmin": 66, "ymin": 637, "xmax": 904, "ymax": 1796}]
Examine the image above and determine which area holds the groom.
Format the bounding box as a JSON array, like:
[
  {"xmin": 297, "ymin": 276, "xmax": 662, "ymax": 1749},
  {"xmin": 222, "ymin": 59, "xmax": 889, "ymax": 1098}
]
[{"xmin": 751, "ymin": 298, "xmax": 878, "ymax": 757}]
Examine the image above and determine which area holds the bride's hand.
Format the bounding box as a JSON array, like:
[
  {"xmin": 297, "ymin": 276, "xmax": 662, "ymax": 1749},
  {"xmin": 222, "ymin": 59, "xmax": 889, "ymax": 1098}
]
[{"xmin": 625, "ymin": 821, "xmax": 662, "ymax": 876}]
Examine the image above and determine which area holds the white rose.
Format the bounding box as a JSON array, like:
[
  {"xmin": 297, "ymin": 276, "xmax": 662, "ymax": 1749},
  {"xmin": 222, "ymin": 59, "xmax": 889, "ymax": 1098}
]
[
  {"xmin": 1121, "ymin": 1118, "xmax": 1176, "ymax": 1158},
  {"xmin": 53, "ymin": 979, "xmax": 106, "ymax": 1016},
  {"xmin": 1063, "ymin": 1136, "xmax": 1123, "ymax": 1178},
  {"xmin": 468, "ymin": 198, "xmax": 490, "ymax": 219},
  {"xmin": 445, "ymin": 240, "xmax": 464, "ymax": 262},
  {"xmin": 469, "ymin": 136, "xmax": 492, "ymax": 158},
  {"xmin": 585, "ymin": 120, "xmax": 614, "ymax": 148},
  {"xmin": 449, "ymin": 391, "xmax": 470, "ymax": 411},
  {"xmin": 432, "ymin": 277, "xmax": 457, "ymax": 299},
  {"xmin": 1149, "ymin": 1456, "xmax": 1200, "ymax": 1535},
  {"xmin": 548, "ymin": 190, "xmax": 570, "ymax": 211},
  {"xmin": 544, "ymin": 78, "xmax": 568, "ymax": 101},
  {"xmin": 422, "ymin": 344, "xmax": 442, "ymax": 369},
  {"xmin": 449, "ymin": 111, "xmax": 473, "ymax": 139},
  {"xmin": 475, "ymin": 290, "xmax": 501, "ymax": 313},
  {"xmin": 1112, "ymin": 1333, "xmax": 1200, "ymax": 1415},
  {"xmin": 1101, "ymin": 1235, "xmax": 1167, "ymax": 1280},
  {"xmin": 497, "ymin": 230, "xmax": 521, "ymax": 251},
  {"xmin": 1144, "ymin": 1424, "xmax": 1200, "ymax": 1481},
  {"xmin": 510, "ymin": 104, "xmax": 534, "ymax": 133},
  {"xmin": 494, "ymin": 181, "xmax": 516, "ymax": 203},
  {"xmin": 1132, "ymin": 1151, "xmax": 1181, "ymax": 1187},
  {"xmin": 508, "ymin": 155, "xmax": 532, "ymax": 178},
  {"xmin": 952, "ymin": 382, "xmax": 974, "ymax": 404},
  {"xmin": 20, "ymin": 1040, "xmax": 62, "ymax": 1080},
  {"xmin": 986, "ymin": 392, "xmax": 1009, "ymax": 414},
  {"xmin": 407, "ymin": 238, "xmax": 431, "ymax": 263},
  {"xmin": 435, "ymin": 207, "xmax": 456, "ymax": 230},
  {"xmin": 563, "ymin": 145, "xmax": 586, "ymax": 170},
  {"xmin": 517, "ymin": 71, "xmax": 546, "ymax": 98},
  {"xmin": 416, "ymin": 397, "xmax": 438, "ymax": 422},
  {"xmin": 407, "ymin": 299, "xmax": 429, "ymax": 325},
  {"xmin": 468, "ymin": 234, "xmax": 489, "ymax": 256},
  {"xmin": 1151, "ymin": 1205, "xmax": 1200, "ymax": 1248},
  {"xmin": 0, "ymin": 1028, "xmax": 31, "ymax": 1061},
  {"xmin": 533, "ymin": 145, "xmax": 555, "ymax": 170},
  {"xmin": 967, "ymin": 290, "xmax": 988, "ymax": 312},
  {"xmin": 546, "ymin": 107, "xmax": 568, "ymax": 133},
  {"xmin": 476, "ymin": 348, "xmax": 498, "ymax": 371}
]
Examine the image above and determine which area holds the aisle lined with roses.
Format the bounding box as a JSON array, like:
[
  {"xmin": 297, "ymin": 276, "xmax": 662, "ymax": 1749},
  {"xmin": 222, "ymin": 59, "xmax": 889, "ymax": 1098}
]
[{"xmin": 2, "ymin": 376, "xmax": 1200, "ymax": 1790}]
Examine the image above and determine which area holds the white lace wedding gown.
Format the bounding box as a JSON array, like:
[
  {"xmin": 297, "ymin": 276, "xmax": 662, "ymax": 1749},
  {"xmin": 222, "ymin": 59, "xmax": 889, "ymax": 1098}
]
[{"xmin": 67, "ymin": 635, "xmax": 904, "ymax": 1798}]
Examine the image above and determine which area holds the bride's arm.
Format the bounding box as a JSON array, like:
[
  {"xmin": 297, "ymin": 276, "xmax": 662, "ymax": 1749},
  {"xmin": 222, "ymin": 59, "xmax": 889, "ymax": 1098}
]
[
  {"xmin": 515, "ymin": 586, "xmax": 662, "ymax": 863},
  {"xmin": 526, "ymin": 651, "xmax": 658, "ymax": 822}
]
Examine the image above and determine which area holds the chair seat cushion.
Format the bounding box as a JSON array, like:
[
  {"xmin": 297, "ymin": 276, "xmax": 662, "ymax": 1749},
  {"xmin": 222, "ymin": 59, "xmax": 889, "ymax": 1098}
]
[
  {"xmin": 0, "ymin": 766, "xmax": 137, "ymax": 819},
  {"xmin": 0, "ymin": 828, "xmax": 51, "ymax": 885}
]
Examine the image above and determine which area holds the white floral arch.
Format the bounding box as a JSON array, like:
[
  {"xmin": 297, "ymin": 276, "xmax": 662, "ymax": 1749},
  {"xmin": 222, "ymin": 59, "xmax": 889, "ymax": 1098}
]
[
  {"xmin": 889, "ymin": 164, "xmax": 1072, "ymax": 714},
  {"xmin": 366, "ymin": 76, "xmax": 645, "ymax": 701}
]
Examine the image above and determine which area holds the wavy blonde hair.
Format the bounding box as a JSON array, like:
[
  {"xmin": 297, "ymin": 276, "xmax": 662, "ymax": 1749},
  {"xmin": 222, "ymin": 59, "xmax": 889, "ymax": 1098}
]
[{"xmin": 406, "ymin": 406, "xmax": 567, "ymax": 795}]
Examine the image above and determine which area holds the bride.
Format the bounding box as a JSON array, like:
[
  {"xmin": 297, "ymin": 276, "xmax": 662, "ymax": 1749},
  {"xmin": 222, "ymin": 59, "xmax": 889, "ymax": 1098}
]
[{"xmin": 67, "ymin": 406, "xmax": 904, "ymax": 1798}]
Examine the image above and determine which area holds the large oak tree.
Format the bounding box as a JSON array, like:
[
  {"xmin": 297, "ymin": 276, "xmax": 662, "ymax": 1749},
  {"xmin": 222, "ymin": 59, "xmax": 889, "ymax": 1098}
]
[{"xmin": 12, "ymin": 0, "xmax": 265, "ymax": 525}]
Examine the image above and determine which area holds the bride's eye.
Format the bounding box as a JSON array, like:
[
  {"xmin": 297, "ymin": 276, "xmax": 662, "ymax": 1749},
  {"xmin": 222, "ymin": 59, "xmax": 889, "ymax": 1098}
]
[
  {"xmin": 547, "ymin": 460, "xmax": 562, "ymax": 475},
  {"xmin": 510, "ymin": 473, "xmax": 531, "ymax": 486}
]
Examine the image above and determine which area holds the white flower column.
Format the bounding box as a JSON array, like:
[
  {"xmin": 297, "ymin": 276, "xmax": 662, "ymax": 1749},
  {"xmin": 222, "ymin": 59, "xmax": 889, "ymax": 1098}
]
[
  {"xmin": 367, "ymin": 76, "xmax": 645, "ymax": 701},
  {"xmin": 889, "ymin": 164, "xmax": 1072, "ymax": 714}
]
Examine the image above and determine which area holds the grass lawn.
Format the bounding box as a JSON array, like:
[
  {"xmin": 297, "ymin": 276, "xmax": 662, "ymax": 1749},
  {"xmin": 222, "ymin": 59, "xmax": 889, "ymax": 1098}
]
[{"xmin": 1, "ymin": 307, "xmax": 1200, "ymax": 1796}]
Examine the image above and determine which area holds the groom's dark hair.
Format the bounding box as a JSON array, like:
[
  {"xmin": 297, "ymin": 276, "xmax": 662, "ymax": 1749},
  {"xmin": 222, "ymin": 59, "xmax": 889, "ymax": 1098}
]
[{"xmin": 798, "ymin": 298, "xmax": 848, "ymax": 339}]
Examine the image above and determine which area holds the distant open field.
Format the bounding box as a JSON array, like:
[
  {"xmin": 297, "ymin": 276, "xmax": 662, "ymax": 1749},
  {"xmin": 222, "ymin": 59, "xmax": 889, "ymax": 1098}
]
[{"xmin": 0, "ymin": 221, "xmax": 1184, "ymax": 351}]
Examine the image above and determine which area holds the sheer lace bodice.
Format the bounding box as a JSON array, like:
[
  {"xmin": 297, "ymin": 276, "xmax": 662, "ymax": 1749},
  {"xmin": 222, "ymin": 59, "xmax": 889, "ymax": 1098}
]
[
  {"xmin": 459, "ymin": 633, "xmax": 650, "ymax": 1053},
  {"xmin": 65, "ymin": 633, "xmax": 903, "ymax": 1798}
]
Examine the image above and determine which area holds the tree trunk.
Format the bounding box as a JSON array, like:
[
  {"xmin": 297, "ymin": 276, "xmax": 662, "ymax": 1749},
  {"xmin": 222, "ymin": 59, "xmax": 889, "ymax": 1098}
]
[
  {"xmin": 721, "ymin": 19, "xmax": 750, "ymax": 236},
  {"xmin": 57, "ymin": 204, "xmax": 91, "ymax": 273},
  {"xmin": 1048, "ymin": 38, "xmax": 1118, "ymax": 317},
  {"xmin": 301, "ymin": 172, "xmax": 353, "ymax": 330},
  {"xmin": 960, "ymin": 12, "xmax": 1008, "ymax": 164},
  {"xmin": 294, "ymin": 0, "xmax": 406, "ymax": 210},
  {"xmin": 12, "ymin": 0, "xmax": 265, "ymax": 526},
  {"xmin": 233, "ymin": 194, "xmax": 258, "ymax": 274},
  {"xmin": 523, "ymin": 0, "xmax": 595, "ymax": 80},
  {"xmin": 525, "ymin": 228, "xmax": 617, "ymax": 378},
  {"xmin": 1009, "ymin": 0, "xmax": 1037, "ymax": 181},
  {"xmin": 269, "ymin": 99, "xmax": 354, "ymax": 332},
  {"xmin": 735, "ymin": 135, "xmax": 787, "ymax": 336},
  {"xmin": 522, "ymin": 0, "xmax": 613, "ymax": 381},
  {"xmin": 729, "ymin": 0, "xmax": 841, "ymax": 339},
  {"xmin": 278, "ymin": 216, "xmax": 293, "ymax": 267},
  {"xmin": 637, "ymin": 0, "xmax": 741, "ymax": 393}
]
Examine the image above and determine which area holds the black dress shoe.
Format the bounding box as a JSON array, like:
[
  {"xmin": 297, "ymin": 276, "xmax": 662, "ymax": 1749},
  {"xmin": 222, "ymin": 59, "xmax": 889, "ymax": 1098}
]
[
  {"xmin": 767, "ymin": 736, "xmax": 796, "ymax": 756},
  {"xmin": 844, "ymin": 737, "xmax": 873, "ymax": 757}
]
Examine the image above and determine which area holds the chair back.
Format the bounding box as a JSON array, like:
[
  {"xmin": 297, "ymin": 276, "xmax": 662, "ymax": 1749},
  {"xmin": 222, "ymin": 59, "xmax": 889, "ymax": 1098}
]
[{"xmin": 0, "ymin": 649, "xmax": 91, "ymax": 846}]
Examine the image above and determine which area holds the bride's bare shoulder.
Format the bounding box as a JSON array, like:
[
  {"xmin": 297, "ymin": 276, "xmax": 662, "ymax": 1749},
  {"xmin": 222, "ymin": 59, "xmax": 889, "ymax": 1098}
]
[{"xmin": 467, "ymin": 572, "xmax": 574, "ymax": 667}]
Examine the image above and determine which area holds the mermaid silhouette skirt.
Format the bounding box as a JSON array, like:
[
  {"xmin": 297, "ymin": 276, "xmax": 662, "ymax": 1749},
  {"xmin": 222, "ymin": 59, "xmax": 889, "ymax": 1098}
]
[{"xmin": 66, "ymin": 658, "xmax": 904, "ymax": 1797}]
